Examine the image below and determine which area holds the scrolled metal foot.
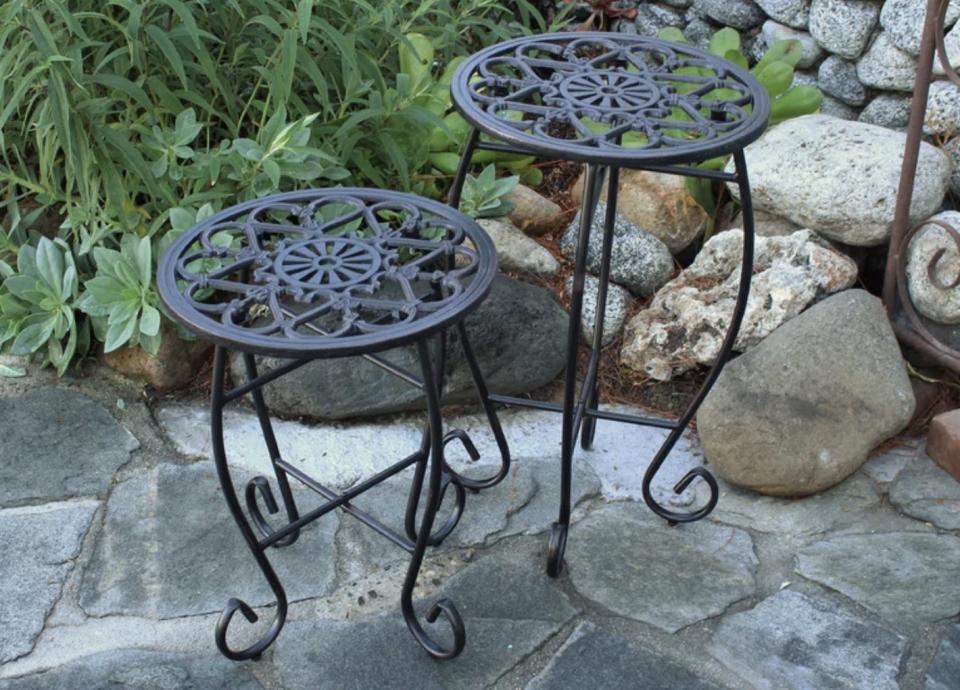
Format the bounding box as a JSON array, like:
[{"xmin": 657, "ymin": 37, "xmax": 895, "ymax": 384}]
[
  {"xmin": 244, "ymin": 476, "xmax": 297, "ymax": 547},
  {"xmin": 215, "ymin": 596, "xmax": 286, "ymax": 661},
  {"xmin": 403, "ymin": 597, "xmax": 466, "ymax": 660},
  {"xmin": 440, "ymin": 428, "xmax": 503, "ymax": 492},
  {"xmin": 546, "ymin": 522, "xmax": 568, "ymax": 578},
  {"xmin": 642, "ymin": 464, "xmax": 719, "ymax": 526}
]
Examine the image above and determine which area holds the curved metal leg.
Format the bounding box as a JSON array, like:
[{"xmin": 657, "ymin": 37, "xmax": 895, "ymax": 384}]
[
  {"xmin": 641, "ymin": 150, "xmax": 755, "ymax": 524},
  {"xmin": 580, "ymin": 166, "xmax": 620, "ymax": 450},
  {"xmin": 210, "ymin": 347, "xmax": 287, "ymax": 660},
  {"xmin": 548, "ymin": 163, "xmax": 604, "ymax": 578},
  {"xmin": 448, "ymin": 128, "xmax": 481, "ymax": 208},
  {"xmin": 241, "ymin": 353, "xmax": 300, "ymax": 547},
  {"xmin": 401, "ymin": 339, "xmax": 467, "ymax": 660},
  {"xmin": 440, "ymin": 321, "xmax": 511, "ymax": 491}
]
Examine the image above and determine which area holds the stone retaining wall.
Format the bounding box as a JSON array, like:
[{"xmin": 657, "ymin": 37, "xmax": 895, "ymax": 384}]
[{"xmin": 607, "ymin": 0, "xmax": 960, "ymax": 134}]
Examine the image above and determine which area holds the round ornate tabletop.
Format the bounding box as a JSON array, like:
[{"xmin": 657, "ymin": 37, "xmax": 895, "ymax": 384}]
[
  {"xmin": 451, "ymin": 32, "xmax": 770, "ymax": 166},
  {"xmin": 157, "ymin": 189, "xmax": 497, "ymax": 358}
]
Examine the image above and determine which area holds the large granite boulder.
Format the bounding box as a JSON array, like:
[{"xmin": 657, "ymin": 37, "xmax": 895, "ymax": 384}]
[
  {"xmin": 906, "ymin": 211, "xmax": 960, "ymax": 324},
  {"xmin": 727, "ymin": 115, "xmax": 950, "ymax": 247},
  {"xmin": 560, "ymin": 202, "xmax": 674, "ymax": 297},
  {"xmin": 620, "ymin": 229, "xmax": 858, "ymax": 381},
  {"xmin": 880, "ymin": 0, "xmax": 960, "ymax": 56},
  {"xmin": 755, "ymin": 0, "xmax": 811, "ymax": 29},
  {"xmin": 697, "ymin": 290, "xmax": 916, "ymax": 496},
  {"xmin": 229, "ymin": 276, "xmax": 567, "ymax": 420}
]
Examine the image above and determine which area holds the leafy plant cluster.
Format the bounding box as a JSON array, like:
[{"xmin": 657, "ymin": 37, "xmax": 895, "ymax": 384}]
[
  {"xmin": 657, "ymin": 26, "xmax": 822, "ymax": 224},
  {"xmin": 0, "ymin": 0, "xmax": 548, "ymax": 372}
]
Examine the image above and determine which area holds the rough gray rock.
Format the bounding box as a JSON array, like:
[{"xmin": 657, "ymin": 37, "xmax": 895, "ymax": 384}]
[
  {"xmin": 906, "ymin": 211, "xmax": 960, "ymax": 324},
  {"xmin": 818, "ymin": 56, "xmax": 867, "ymax": 106},
  {"xmin": 566, "ymin": 502, "xmax": 757, "ymax": 633},
  {"xmin": 708, "ymin": 590, "xmax": 907, "ymax": 690},
  {"xmin": 620, "ymin": 229, "xmax": 858, "ymax": 381},
  {"xmin": 760, "ymin": 20, "xmax": 823, "ymax": 68},
  {"xmin": 230, "ymin": 276, "xmax": 568, "ymax": 420},
  {"xmin": 565, "ymin": 275, "xmax": 630, "ymax": 348},
  {"xmin": 527, "ymin": 622, "xmax": 721, "ymax": 690},
  {"xmin": 857, "ymin": 32, "xmax": 919, "ymax": 91},
  {"xmin": 880, "ymin": 0, "xmax": 960, "ymax": 56},
  {"xmin": 79, "ymin": 463, "xmax": 338, "ymax": 619},
  {"xmin": 683, "ymin": 16, "xmax": 715, "ymax": 47},
  {"xmin": 944, "ymin": 136, "xmax": 960, "ymax": 198},
  {"xmin": 934, "ymin": 21, "xmax": 960, "ymax": 76},
  {"xmin": 819, "ymin": 95, "xmax": 860, "ymax": 121},
  {"xmin": 476, "ymin": 218, "xmax": 558, "ymax": 278},
  {"xmin": 698, "ymin": 0, "xmax": 766, "ymax": 28},
  {"xmin": 809, "ymin": 0, "xmax": 880, "ymax": 59},
  {"xmin": 924, "ymin": 80, "xmax": 960, "ymax": 136},
  {"xmin": 0, "ymin": 388, "xmax": 138, "ymax": 506},
  {"xmin": 630, "ymin": 2, "xmax": 684, "ymax": 36},
  {"xmin": 727, "ymin": 115, "xmax": 950, "ymax": 246},
  {"xmin": 859, "ymin": 93, "xmax": 914, "ymax": 129},
  {"xmin": 756, "ymin": 0, "xmax": 811, "ymax": 28},
  {"xmin": 697, "ymin": 290, "xmax": 915, "ymax": 496},
  {"xmin": 0, "ymin": 650, "xmax": 264, "ymax": 689},
  {"xmin": 796, "ymin": 532, "xmax": 960, "ymax": 627},
  {"xmin": 274, "ymin": 548, "xmax": 576, "ymax": 690},
  {"xmin": 927, "ymin": 624, "xmax": 960, "ymax": 690},
  {"xmin": 724, "ymin": 209, "xmax": 802, "ymax": 237},
  {"xmin": 0, "ymin": 501, "xmax": 98, "ymax": 663},
  {"xmin": 889, "ymin": 456, "xmax": 960, "ymax": 528},
  {"xmin": 561, "ymin": 202, "xmax": 674, "ymax": 297}
]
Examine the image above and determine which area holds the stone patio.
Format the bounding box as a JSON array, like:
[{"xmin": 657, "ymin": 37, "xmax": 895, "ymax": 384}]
[{"xmin": 1, "ymin": 363, "xmax": 958, "ymax": 689}]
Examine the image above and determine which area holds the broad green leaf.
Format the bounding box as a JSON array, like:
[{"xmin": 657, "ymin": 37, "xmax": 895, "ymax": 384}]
[
  {"xmin": 399, "ymin": 33, "xmax": 434, "ymax": 88},
  {"xmin": 709, "ymin": 28, "xmax": 740, "ymax": 58}
]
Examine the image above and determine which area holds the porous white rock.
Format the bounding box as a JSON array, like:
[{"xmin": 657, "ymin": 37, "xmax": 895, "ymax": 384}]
[{"xmin": 620, "ymin": 229, "xmax": 858, "ymax": 381}]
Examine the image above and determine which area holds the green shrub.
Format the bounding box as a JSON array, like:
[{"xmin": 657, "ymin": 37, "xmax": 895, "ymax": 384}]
[{"xmin": 0, "ymin": 0, "xmax": 548, "ymax": 370}]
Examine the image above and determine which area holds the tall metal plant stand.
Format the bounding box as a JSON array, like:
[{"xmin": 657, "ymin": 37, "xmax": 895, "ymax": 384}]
[
  {"xmin": 448, "ymin": 33, "xmax": 770, "ymax": 576},
  {"xmin": 157, "ymin": 189, "xmax": 510, "ymax": 660}
]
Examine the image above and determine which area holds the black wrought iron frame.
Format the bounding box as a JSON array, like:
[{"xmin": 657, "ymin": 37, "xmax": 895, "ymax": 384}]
[
  {"xmin": 157, "ymin": 190, "xmax": 511, "ymax": 661},
  {"xmin": 449, "ymin": 33, "xmax": 765, "ymax": 577}
]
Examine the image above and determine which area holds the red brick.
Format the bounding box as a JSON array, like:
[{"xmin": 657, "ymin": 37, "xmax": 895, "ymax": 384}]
[{"xmin": 928, "ymin": 409, "xmax": 960, "ymax": 482}]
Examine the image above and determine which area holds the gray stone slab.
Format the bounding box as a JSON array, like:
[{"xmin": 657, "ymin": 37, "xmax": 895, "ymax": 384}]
[
  {"xmin": 567, "ymin": 503, "xmax": 757, "ymax": 633},
  {"xmin": 275, "ymin": 548, "xmax": 576, "ymax": 690},
  {"xmin": 0, "ymin": 649, "xmax": 263, "ymax": 689},
  {"xmin": 710, "ymin": 472, "xmax": 880, "ymax": 535},
  {"xmin": 0, "ymin": 388, "xmax": 138, "ymax": 505},
  {"xmin": 709, "ymin": 590, "xmax": 906, "ymax": 690},
  {"xmin": 336, "ymin": 461, "xmax": 600, "ymax": 581},
  {"xmin": 527, "ymin": 622, "xmax": 720, "ymax": 690},
  {"xmin": 927, "ymin": 624, "xmax": 960, "ymax": 690},
  {"xmin": 79, "ymin": 463, "xmax": 337, "ymax": 619},
  {"xmin": 796, "ymin": 532, "xmax": 960, "ymax": 627},
  {"xmin": 0, "ymin": 501, "xmax": 98, "ymax": 663},
  {"xmin": 889, "ymin": 455, "xmax": 960, "ymax": 529},
  {"xmin": 863, "ymin": 448, "xmax": 914, "ymax": 485}
]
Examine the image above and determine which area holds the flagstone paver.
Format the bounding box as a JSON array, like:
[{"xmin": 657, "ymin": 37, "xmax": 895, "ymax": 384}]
[
  {"xmin": 566, "ymin": 502, "xmax": 758, "ymax": 633},
  {"xmin": 2, "ymin": 379, "xmax": 957, "ymax": 690},
  {"xmin": 0, "ymin": 389, "xmax": 137, "ymax": 505},
  {"xmin": 527, "ymin": 622, "xmax": 722, "ymax": 690},
  {"xmin": 926, "ymin": 624, "xmax": 960, "ymax": 690},
  {"xmin": 795, "ymin": 532, "xmax": 960, "ymax": 628},
  {"xmin": 708, "ymin": 590, "xmax": 907, "ymax": 690},
  {"xmin": 78, "ymin": 463, "xmax": 338, "ymax": 619},
  {"xmin": 0, "ymin": 649, "xmax": 264, "ymax": 690},
  {"xmin": 0, "ymin": 501, "xmax": 99, "ymax": 663},
  {"xmin": 889, "ymin": 456, "xmax": 960, "ymax": 529}
]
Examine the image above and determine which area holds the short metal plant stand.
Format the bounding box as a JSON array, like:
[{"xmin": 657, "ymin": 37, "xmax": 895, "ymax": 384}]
[
  {"xmin": 449, "ymin": 33, "xmax": 769, "ymax": 575},
  {"xmin": 157, "ymin": 189, "xmax": 509, "ymax": 660}
]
